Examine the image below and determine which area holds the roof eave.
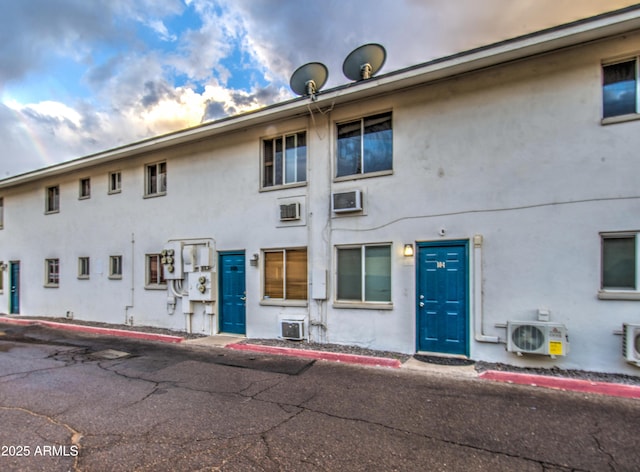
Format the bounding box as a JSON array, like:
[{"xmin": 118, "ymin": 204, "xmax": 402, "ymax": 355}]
[{"xmin": 2, "ymin": 6, "xmax": 640, "ymax": 190}]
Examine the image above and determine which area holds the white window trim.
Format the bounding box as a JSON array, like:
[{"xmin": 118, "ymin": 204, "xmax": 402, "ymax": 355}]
[
  {"xmin": 601, "ymin": 56, "xmax": 640, "ymax": 125},
  {"xmin": 260, "ymin": 131, "xmax": 308, "ymax": 191},
  {"xmin": 260, "ymin": 247, "xmax": 308, "ymax": 306},
  {"xmin": 79, "ymin": 177, "xmax": 91, "ymax": 200},
  {"xmin": 78, "ymin": 257, "xmax": 90, "ymax": 280},
  {"xmin": 45, "ymin": 258, "xmax": 60, "ymax": 288},
  {"xmin": 145, "ymin": 254, "xmax": 167, "ymax": 289},
  {"xmin": 333, "ymin": 243, "xmax": 393, "ymax": 309},
  {"xmin": 109, "ymin": 255, "xmax": 123, "ymax": 280},
  {"xmin": 334, "ymin": 112, "xmax": 393, "ymax": 180},
  {"xmin": 144, "ymin": 162, "xmax": 167, "ymax": 198},
  {"xmin": 45, "ymin": 185, "xmax": 60, "ymax": 214},
  {"xmin": 598, "ymin": 231, "xmax": 640, "ymax": 300},
  {"xmin": 108, "ymin": 171, "xmax": 122, "ymax": 195}
]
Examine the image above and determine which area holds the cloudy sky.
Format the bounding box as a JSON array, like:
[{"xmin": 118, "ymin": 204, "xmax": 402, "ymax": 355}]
[{"xmin": 1, "ymin": 0, "xmax": 638, "ymax": 178}]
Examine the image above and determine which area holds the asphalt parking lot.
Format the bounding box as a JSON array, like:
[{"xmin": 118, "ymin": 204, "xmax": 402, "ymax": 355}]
[{"xmin": 1, "ymin": 321, "xmax": 639, "ymax": 471}]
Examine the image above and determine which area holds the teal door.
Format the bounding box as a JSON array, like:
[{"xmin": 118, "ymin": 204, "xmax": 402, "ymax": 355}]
[
  {"xmin": 219, "ymin": 252, "xmax": 246, "ymax": 334},
  {"xmin": 416, "ymin": 242, "xmax": 468, "ymax": 355},
  {"xmin": 9, "ymin": 261, "xmax": 20, "ymax": 314}
]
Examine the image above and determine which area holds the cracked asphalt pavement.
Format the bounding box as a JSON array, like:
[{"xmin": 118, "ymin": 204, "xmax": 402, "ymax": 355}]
[{"xmin": 0, "ymin": 323, "xmax": 638, "ymax": 471}]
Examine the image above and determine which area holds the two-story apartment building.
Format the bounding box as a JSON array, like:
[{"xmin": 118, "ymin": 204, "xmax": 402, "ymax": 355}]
[{"xmin": 2, "ymin": 7, "xmax": 640, "ymax": 375}]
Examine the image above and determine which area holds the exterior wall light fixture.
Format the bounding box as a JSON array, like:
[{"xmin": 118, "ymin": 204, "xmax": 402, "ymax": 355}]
[
  {"xmin": 403, "ymin": 244, "xmax": 414, "ymax": 257},
  {"xmin": 250, "ymin": 253, "xmax": 260, "ymax": 267}
]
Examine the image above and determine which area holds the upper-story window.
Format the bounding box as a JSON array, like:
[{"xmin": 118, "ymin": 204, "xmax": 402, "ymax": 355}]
[
  {"xmin": 262, "ymin": 132, "xmax": 306, "ymax": 189},
  {"xmin": 78, "ymin": 257, "xmax": 90, "ymax": 279},
  {"xmin": 46, "ymin": 185, "xmax": 60, "ymax": 214},
  {"xmin": 336, "ymin": 112, "xmax": 392, "ymax": 178},
  {"xmin": 109, "ymin": 255, "xmax": 123, "ymax": 279},
  {"xmin": 79, "ymin": 177, "xmax": 91, "ymax": 199},
  {"xmin": 145, "ymin": 162, "xmax": 166, "ymax": 197},
  {"xmin": 603, "ymin": 59, "xmax": 638, "ymax": 118},
  {"xmin": 0, "ymin": 197, "xmax": 3, "ymax": 229},
  {"xmin": 108, "ymin": 171, "xmax": 121, "ymax": 194}
]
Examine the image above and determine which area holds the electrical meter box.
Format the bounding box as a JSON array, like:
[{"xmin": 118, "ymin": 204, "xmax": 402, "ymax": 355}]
[
  {"xmin": 188, "ymin": 271, "xmax": 216, "ymax": 302},
  {"xmin": 162, "ymin": 241, "xmax": 183, "ymax": 280}
]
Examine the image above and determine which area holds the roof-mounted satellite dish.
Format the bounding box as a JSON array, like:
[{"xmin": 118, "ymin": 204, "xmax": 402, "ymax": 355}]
[
  {"xmin": 290, "ymin": 62, "xmax": 329, "ymax": 101},
  {"xmin": 343, "ymin": 43, "xmax": 386, "ymax": 81}
]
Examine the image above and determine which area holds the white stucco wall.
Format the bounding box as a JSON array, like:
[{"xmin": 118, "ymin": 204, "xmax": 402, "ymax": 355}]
[{"xmin": 1, "ymin": 30, "xmax": 639, "ymax": 375}]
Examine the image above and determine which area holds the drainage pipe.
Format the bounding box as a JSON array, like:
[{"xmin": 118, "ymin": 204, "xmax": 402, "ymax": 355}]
[
  {"xmin": 473, "ymin": 234, "xmax": 499, "ymax": 343},
  {"xmin": 124, "ymin": 233, "xmax": 135, "ymax": 325}
]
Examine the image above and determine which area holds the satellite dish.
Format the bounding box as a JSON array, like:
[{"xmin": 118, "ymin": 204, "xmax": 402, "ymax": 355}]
[
  {"xmin": 290, "ymin": 62, "xmax": 329, "ymax": 100},
  {"xmin": 343, "ymin": 43, "xmax": 386, "ymax": 81}
]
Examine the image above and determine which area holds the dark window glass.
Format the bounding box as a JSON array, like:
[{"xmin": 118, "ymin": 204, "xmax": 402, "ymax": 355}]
[{"xmin": 603, "ymin": 60, "xmax": 637, "ymax": 118}]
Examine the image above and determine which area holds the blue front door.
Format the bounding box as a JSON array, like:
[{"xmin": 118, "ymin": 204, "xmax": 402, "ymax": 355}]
[
  {"xmin": 416, "ymin": 242, "xmax": 468, "ymax": 355},
  {"xmin": 219, "ymin": 252, "xmax": 246, "ymax": 334},
  {"xmin": 9, "ymin": 261, "xmax": 20, "ymax": 314}
]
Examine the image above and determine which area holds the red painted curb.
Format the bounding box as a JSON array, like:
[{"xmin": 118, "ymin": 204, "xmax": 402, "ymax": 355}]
[
  {"xmin": 0, "ymin": 317, "xmax": 184, "ymax": 344},
  {"xmin": 227, "ymin": 343, "xmax": 401, "ymax": 368},
  {"xmin": 479, "ymin": 370, "xmax": 640, "ymax": 400}
]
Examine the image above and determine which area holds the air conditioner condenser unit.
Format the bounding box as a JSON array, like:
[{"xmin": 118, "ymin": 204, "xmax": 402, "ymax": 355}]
[
  {"xmin": 622, "ymin": 323, "xmax": 640, "ymax": 366},
  {"xmin": 506, "ymin": 321, "xmax": 568, "ymax": 357}
]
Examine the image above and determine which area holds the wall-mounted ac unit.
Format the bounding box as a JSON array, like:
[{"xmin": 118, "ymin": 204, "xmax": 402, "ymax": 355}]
[
  {"xmin": 506, "ymin": 321, "xmax": 568, "ymax": 357},
  {"xmin": 280, "ymin": 202, "xmax": 300, "ymax": 221},
  {"xmin": 332, "ymin": 190, "xmax": 362, "ymax": 213},
  {"xmin": 623, "ymin": 323, "xmax": 640, "ymax": 366},
  {"xmin": 281, "ymin": 320, "xmax": 305, "ymax": 340}
]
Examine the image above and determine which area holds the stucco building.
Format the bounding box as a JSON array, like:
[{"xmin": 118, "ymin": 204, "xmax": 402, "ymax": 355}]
[{"xmin": 2, "ymin": 7, "xmax": 640, "ymax": 375}]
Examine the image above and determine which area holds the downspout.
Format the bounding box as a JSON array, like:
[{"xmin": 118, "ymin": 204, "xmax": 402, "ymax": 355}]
[
  {"xmin": 125, "ymin": 233, "xmax": 135, "ymax": 325},
  {"xmin": 473, "ymin": 234, "xmax": 499, "ymax": 343}
]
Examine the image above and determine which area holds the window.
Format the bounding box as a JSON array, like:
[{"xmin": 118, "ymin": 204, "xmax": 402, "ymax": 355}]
[
  {"xmin": 336, "ymin": 112, "xmax": 392, "ymax": 178},
  {"xmin": 146, "ymin": 254, "xmax": 166, "ymax": 287},
  {"xmin": 336, "ymin": 244, "xmax": 391, "ymax": 303},
  {"xmin": 109, "ymin": 171, "xmax": 122, "ymax": 194},
  {"xmin": 145, "ymin": 162, "xmax": 166, "ymax": 197},
  {"xmin": 263, "ymin": 132, "xmax": 306, "ymax": 188},
  {"xmin": 45, "ymin": 259, "xmax": 60, "ymax": 287},
  {"xmin": 263, "ymin": 248, "xmax": 307, "ymax": 301},
  {"xmin": 603, "ymin": 59, "xmax": 638, "ymax": 118},
  {"xmin": 79, "ymin": 178, "xmax": 91, "ymax": 199},
  {"xmin": 109, "ymin": 255, "xmax": 123, "ymax": 279},
  {"xmin": 78, "ymin": 257, "xmax": 90, "ymax": 279},
  {"xmin": 600, "ymin": 233, "xmax": 640, "ymax": 299},
  {"xmin": 46, "ymin": 185, "xmax": 60, "ymax": 213},
  {"xmin": 0, "ymin": 197, "xmax": 3, "ymax": 229}
]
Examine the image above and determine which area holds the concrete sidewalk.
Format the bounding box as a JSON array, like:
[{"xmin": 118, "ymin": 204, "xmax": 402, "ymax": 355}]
[{"xmin": 2, "ymin": 316, "xmax": 639, "ymax": 400}]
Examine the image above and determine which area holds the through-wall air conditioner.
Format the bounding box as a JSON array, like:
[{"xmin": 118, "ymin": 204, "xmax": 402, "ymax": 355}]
[
  {"xmin": 506, "ymin": 321, "xmax": 568, "ymax": 357},
  {"xmin": 332, "ymin": 190, "xmax": 362, "ymax": 213},
  {"xmin": 280, "ymin": 202, "xmax": 300, "ymax": 221},
  {"xmin": 280, "ymin": 320, "xmax": 305, "ymax": 341},
  {"xmin": 622, "ymin": 323, "xmax": 640, "ymax": 366}
]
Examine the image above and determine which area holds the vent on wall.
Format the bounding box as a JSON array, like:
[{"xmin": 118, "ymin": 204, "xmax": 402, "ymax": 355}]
[
  {"xmin": 281, "ymin": 320, "xmax": 305, "ymax": 340},
  {"xmin": 623, "ymin": 323, "xmax": 640, "ymax": 366},
  {"xmin": 332, "ymin": 190, "xmax": 362, "ymax": 213},
  {"xmin": 506, "ymin": 321, "xmax": 568, "ymax": 357},
  {"xmin": 280, "ymin": 202, "xmax": 301, "ymax": 221}
]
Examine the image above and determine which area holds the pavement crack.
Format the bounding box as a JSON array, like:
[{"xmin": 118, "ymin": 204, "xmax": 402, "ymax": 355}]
[
  {"xmin": 591, "ymin": 422, "xmax": 618, "ymax": 471},
  {"xmin": 0, "ymin": 405, "xmax": 83, "ymax": 471}
]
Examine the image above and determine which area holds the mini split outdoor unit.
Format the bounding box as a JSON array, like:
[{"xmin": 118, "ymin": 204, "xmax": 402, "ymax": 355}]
[
  {"xmin": 280, "ymin": 320, "xmax": 305, "ymax": 341},
  {"xmin": 506, "ymin": 321, "xmax": 569, "ymax": 357},
  {"xmin": 279, "ymin": 202, "xmax": 300, "ymax": 221},
  {"xmin": 622, "ymin": 323, "xmax": 640, "ymax": 366},
  {"xmin": 332, "ymin": 190, "xmax": 362, "ymax": 213}
]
